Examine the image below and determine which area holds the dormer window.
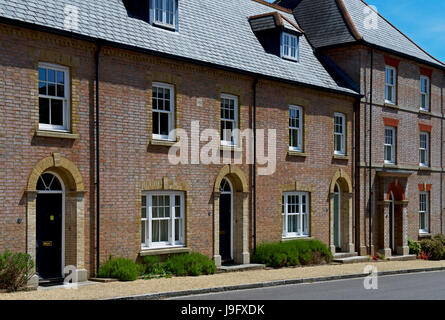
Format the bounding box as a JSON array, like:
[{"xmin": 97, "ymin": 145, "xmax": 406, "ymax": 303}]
[
  {"xmin": 154, "ymin": 0, "xmax": 176, "ymax": 28},
  {"xmin": 281, "ymin": 32, "xmax": 299, "ymax": 62},
  {"xmin": 249, "ymin": 12, "xmax": 303, "ymax": 62}
]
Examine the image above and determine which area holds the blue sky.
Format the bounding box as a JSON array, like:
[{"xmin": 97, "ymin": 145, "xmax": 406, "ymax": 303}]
[{"xmin": 268, "ymin": 0, "xmax": 445, "ymax": 62}]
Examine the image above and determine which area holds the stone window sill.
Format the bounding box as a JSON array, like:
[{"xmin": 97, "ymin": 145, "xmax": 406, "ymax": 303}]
[
  {"xmin": 139, "ymin": 246, "xmax": 190, "ymax": 256},
  {"xmin": 419, "ymin": 109, "xmax": 432, "ymax": 116},
  {"xmin": 35, "ymin": 130, "xmax": 79, "ymax": 140},
  {"xmin": 281, "ymin": 236, "xmax": 313, "ymax": 242},
  {"xmin": 383, "ymin": 163, "xmax": 399, "ymax": 169},
  {"xmin": 287, "ymin": 150, "xmax": 307, "ymax": 157},
  {"xmin": 418, "ymin": 233, "xmax": 432, "ymax": 239},
  {"xmin": 419, "ymin": 166, "xmax": 432, "ymax": 171},
  {"xmin": 220, "ymin": 145, "xmax": 242, "ymax": 152},
  {"xmin": 150, "ymin": 139, "xmax": 177, "ymax": 147},
  {"xmin": 333, "ymin": 154, "xmax": 349, "ymax": 161},
  {"xmin": 384, "ymin": 102, "xmax": 399, "ymax": 109}
]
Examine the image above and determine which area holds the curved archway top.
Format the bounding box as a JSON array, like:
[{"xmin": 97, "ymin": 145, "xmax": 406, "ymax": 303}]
[
  {"xmin": 214, "ymin": 165, "xmax": 248, "ymax": 193},
  {"xmin": 387, "ymin": 181, "xmax": 405, "ymax": 201},
  {"xmin": 329, "ymin": 169, "xmax": 352, "ymax": 194},
  {"xmin": 27, "ymin": 153, "xmax": 84, "ymax": 192}
]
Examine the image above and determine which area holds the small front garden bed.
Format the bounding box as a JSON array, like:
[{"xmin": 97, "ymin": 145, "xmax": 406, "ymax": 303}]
[
  {"xmin": 251, "ymin": 239, "xmax": 333, "ymax": 268},
  {"xmin": 96, "ymin": 252, "xmax": 216, "ymax": 282}
]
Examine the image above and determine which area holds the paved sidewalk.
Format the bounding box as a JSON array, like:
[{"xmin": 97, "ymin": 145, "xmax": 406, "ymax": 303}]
[{"xmin": 1, "ymin": 260, "xmax": 445, "ymax": 300}]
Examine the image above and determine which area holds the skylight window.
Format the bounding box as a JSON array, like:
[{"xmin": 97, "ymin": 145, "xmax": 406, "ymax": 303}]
[{"xmin": 281, "ymin": 32, "xmax": 299, "ymax": 62}]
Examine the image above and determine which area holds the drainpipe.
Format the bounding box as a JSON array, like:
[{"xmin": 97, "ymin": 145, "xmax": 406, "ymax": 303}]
[
  {"xmin": 252, "ymin": 78, "xmax": 258, "ymax": 254},
  {"xmin": 441, "ymin": 81, "xmax": 444, "ymax": 234},
  {"xmin": 368, "ymin": 48, "xmax": 374, "ymax": 255},
  {"xmin": 95, "ymin": 41, "xmax": 102, "ymax": 273},
  {"xmin": 354, "ymin": 97, "xmax": 360, "ymax": 253}
]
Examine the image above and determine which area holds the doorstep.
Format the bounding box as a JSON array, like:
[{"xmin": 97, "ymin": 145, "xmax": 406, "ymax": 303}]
[
  {"xmin": 386, "ymin": 255, "xmax": 417, "ymax": 261},
  {"xmin": 217, "ymin": 264, "xmax": 266, "ymax": 273},
  {"xmin": 89, "ymin": 278, "xmax": 119, "ymax": 283}
]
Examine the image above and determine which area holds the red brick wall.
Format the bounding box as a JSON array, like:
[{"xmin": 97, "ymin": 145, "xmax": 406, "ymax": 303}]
[
  {"xmin": 325, "ymin": 45, "xmax": 445, "ymax": 253},
  {"xmin": 0, "ymin": 24, "xmax": 94, "ymax": 272},
  {"xmin": 0, "ymin": 23, "xmax": 357, "ymax": 273}
]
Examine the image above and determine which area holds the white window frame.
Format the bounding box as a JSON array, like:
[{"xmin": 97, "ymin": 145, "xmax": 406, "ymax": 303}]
[
  {"xmin": 334, "ymin": 113, "xmax": 346, "ymax": 155},
  {"xmin": 152, "ymin": 82, "xmax": 175, "ymax": 141},
  {"xmin": 419, "ymin": 192, "xmax": 429, "ymax": 234},
  {"xmin": 282, "ymin": 192, "xmax": 310, "ymax": 238},
  {"xmin": 289, "ymin": 105, "xmax": 303, "ymax": 152},
  {"xmin": 281, "ymin": 32, "xmax": 299, "ymax": 62},
  {"xmin": 420, "ymin": 76, "xmax": 430, "ymax": 111},
  {"xmin": 141, "ymin": 191, "xmax": 185, "ymax": 249},
  {"xmin": 385, "ymin": 66, "xmax": 396, "ymax": 104},
  {"xmin": 154, "ymin": 0, "xmax": 176, "ymax": 29},
  {"xmin": 419, "ymin": 132, "xmax": 429, "ymax": 167},
  {"xmin": 220, "ymin": 94, "xmax": 239, "ymax": 146},
  {"xmin": 38, "ymin": 62, "xmax": 70, "ymax": 132},
  {"xmin": 384, "ymin": 126, "xmax": 396, "ymax": 164}
]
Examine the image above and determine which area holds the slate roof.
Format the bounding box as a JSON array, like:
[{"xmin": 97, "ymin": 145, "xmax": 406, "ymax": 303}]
[
  {"xmin": 0, "ymin": 0, "xmax": 359, "ymax": 96},
  {"xmin": 291, "ymin": 0, "xmax": 356, "ymax": 48},
  {"xmin": 276, "ymin": 0, "xmax": 445, "ymax": 69},
  {"xmin": 342, "ymin": 0, "xmax": 444, "ymax": 68}
]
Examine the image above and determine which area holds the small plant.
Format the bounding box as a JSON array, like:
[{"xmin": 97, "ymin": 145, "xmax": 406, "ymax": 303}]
[
  {"xmin": 141, "ymin": 256, "xmax": 171, "ymax": 279},
  {"xmin": 371, "ymin": 255, "xmax": 379, "ymax": 261},
  {"xmin": 408, "ymin": 239, "xmax": 421, "ymax": 256},
  {"xmin": 97, "ymin": 257, "xmax": 143, "ymax": 281},
  {"xmin": 163, "ymin": 252, "xmax": 216, "ymax": 277},
  {"xmin": 376, "ymin": 252, "xmax": 386, "ymax": 261},
  {"xmin": 0, "ymin": 251, "xmax": 35, "ymax": 292},
  {"xmin": 418, "ymin": 251, "xmax": 431, "ymax": 260},
  {"xmin": 420, "ymin": 238, "xmax": 444, "ymax": 261}
]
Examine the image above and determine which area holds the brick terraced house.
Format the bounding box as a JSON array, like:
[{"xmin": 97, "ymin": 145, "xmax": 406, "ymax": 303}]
[
  {"xmin": 0, "ymin": 0, "xmax": 442, "ymax": 286},
  {"xmin": 276, "ymin": 0, "xmax": 445, "ymax": 256}
]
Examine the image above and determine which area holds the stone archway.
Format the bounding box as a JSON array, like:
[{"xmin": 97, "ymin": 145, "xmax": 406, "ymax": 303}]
[
  {"xmin": 213, "ymin": 165, "xmax": 249, "ymax": 267},
  {"xmin": 329, "ymin": 169, "xmax": 354, "ymax": 255},
  {"xmin": 26, "ymin": 153, "xmax": 86, "ymax": 286},
  {"xmin": 380, "ymin": 180, "xmax": 409, "ymax": 257}
]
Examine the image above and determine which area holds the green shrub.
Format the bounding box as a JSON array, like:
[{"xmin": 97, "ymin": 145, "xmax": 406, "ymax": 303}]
[
  {"xmin": 163, "ymin": 252, "xmax": 216, "ymax": 277},
  {"xmin": 420, "ymin": 238, "xmax": 444, "ymax": 261},
  {"xmin": 97, "ymin": 257, "xmax": 142, "ymax": 281},
  {"xmin": 432, "ymin": 234, "xmax": 445, "ymax": 247},
  {"xmin": 140, "ymin": 256, "xmax": 172, "ymax": 279},
  {"xmin": 408, "ymin": 239, "xmax": 421, "ymax": 256},
  {"xmin": 0, "ymin": 251, "xmax": 35, "ymax": 292},
  {"xmin": 252, "ymin": 239, "xmax": 333, "ymax": 268},
  {"xmin": 142, "ymin": 256, "xmax": 163, "ymax": 274}
]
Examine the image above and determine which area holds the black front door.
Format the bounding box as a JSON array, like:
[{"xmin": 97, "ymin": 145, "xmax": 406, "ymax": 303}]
[
  {"xmin": 36, "ymin": 193, "xmax": 63, "ymax": 279},
  {"xmin": 219, "ymin": 193, "xmax": 232, "ymax": 263}
]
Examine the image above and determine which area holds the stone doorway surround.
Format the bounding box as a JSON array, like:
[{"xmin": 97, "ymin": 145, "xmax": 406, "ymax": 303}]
[
  {"xmin": 213, "ymin": 165, "xmax": 249, "ymax": 267},
  {"xmin": 26, "ymin": 153, "xmax": 87, "ymax": 287},
  {"xmin": 376, "ymin": 172, "xmax": 411, "ymax": 258},
  {"xmin": 329, "ymin": 169, "xmax": 354, "ymax": 255}
]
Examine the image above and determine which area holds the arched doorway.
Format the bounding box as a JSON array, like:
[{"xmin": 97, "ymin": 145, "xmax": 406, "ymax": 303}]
[
  {"xmin": 36, "ymin": 172, "xmax": 65, "ymax": 279},
  {"xmin": 333, "ymin": 183, "xmax": 341, "ymax": 250},
  {"xmin": 388, "ymin": 192, "xmax": 395, "ymax": 254},
  {"xmin": 329, "ymin": 170, "xmax": 354, "ymax": 255},
  {"xmin": 26, "ymin": 154, "xmax": 87, "ymax": 286},
  {"xmin": 213, "ymin": 165, "xmax": 249, "ymax": 267},
  {"xmin": 219, "ymin": 178, "xmax": 233, "ymax": 263}
]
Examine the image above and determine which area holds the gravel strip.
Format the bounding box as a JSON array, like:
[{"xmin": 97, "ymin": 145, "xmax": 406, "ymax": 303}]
[{"xmin": 1, "ymin": 260, "xmax": 445, "ymax": 300}]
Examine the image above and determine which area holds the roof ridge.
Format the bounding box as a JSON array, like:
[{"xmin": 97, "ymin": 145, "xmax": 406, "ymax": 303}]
[
  {"xmin": 250, "ymin": 0, "xmax": 293, "ymax": 14},
  {"xmin": 336, "ymin": 0, "xmax": 362, "ymax": 41},
  {"xmin": 358, "ymin": 0, "xmax": 445, "ymax": 66}
]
